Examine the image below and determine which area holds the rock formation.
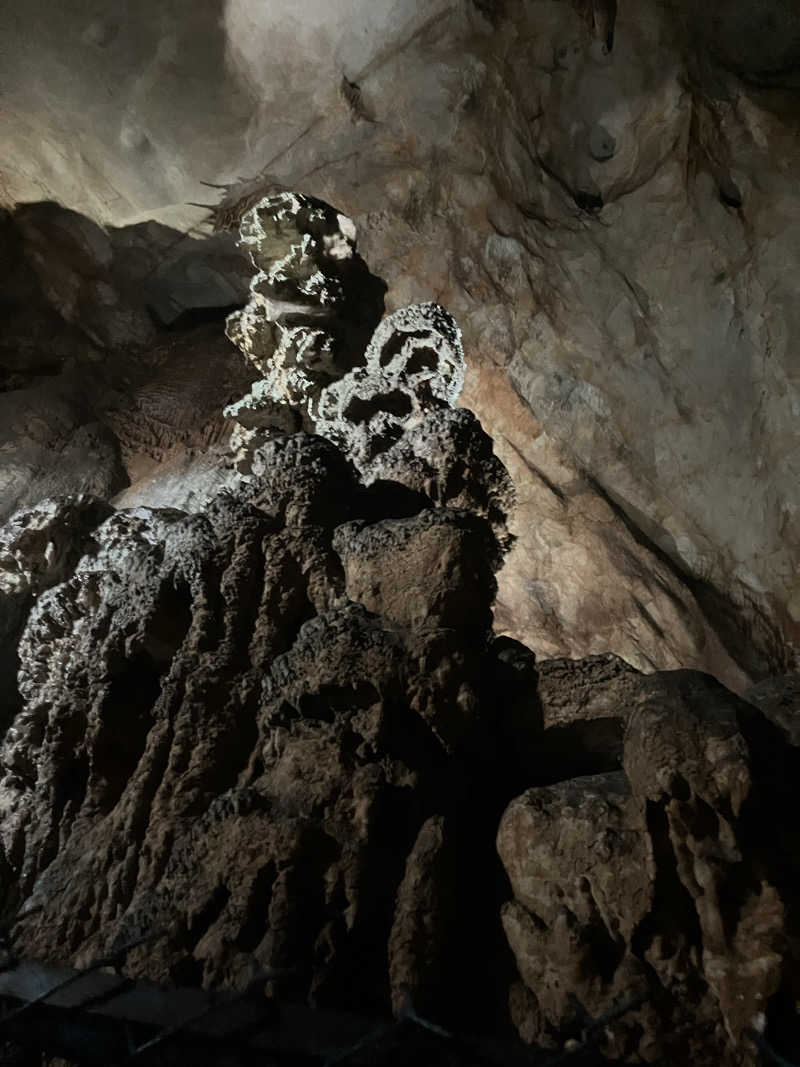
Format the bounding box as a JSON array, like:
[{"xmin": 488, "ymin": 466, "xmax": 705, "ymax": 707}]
[
  {"xmin": 223, "ymin": 192, "xmax": 386, "ymax": 462},
  {"xmin": 0, "ymin": 432, "xmax": 517, "ymax": 1034},
  {"xmin": 0, "ymin": 201, "xmax": 254, "ymax": 525},
  {"xmin": 498, "ymin": 667, "xmax": 800, "ymax": 1063},
  {"xmin": 223, "ymin": 192, "xmax": 515, "ymax": 549},
  {"xmin": 3, "ymin": 467, "xmax": 800, "ymax": 1063},
  {"xmin": 1, "ymin": 189, "xmax": 800, "ymax": 1067},
  {"xmin": 223, "ymin": 193, "xmax": 468, "ymax": 483}
]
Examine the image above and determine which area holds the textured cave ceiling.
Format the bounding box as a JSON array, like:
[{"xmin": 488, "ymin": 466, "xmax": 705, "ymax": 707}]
[{"xmin": 2, "ymin": 0, "xmax": 800, "ymax": 690}]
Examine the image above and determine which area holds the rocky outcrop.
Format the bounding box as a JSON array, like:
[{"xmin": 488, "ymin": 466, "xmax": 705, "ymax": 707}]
[
  {"xmin": 0, "ymin": 421, "xmax": 521, "ymax": 1033},
  {"xmin": 0, "ymin": 496, "xmax": 113, "ymax": 734},
  {"xmin": 3, "ymin": 165, "xmax": 800, "ymax": 1066},
  {"xmin": 4, "ymin": 442, "xmax": 800, "ymax": 1064},
  {"xmin": 2, "ymin": 354, "xmax": 800, "ymax": 1066},
  {"xmin": 314, "ymin": 301, "xmax": 465, "ymax": 476},
  {"xmin": 223, "ymin": 192, "xmax": 386, "ymax": 464},
  {"xmin": 223, "ymin": 192, "xmax": 516, "ymax": 556},
  {"xmin": 0, "ymin": 190, "xmax": 777, "ymax": 687},
  {"xmin": 498, "ymin": 668, "xmax": 800, "ymax": 1064},
  {"xmin": 744, "ymin": 673, "xmax": 800, "ymax": 747}
]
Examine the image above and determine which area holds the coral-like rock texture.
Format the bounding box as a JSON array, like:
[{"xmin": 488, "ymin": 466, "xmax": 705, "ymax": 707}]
[
  {"xmin": 315, "ymin": 301, "xmax": 465, "ymax": 475},
  {"xmin": 224, "ymin": 193, "xmax": 469, "ymax": 484},
  {"xmin": 224, "ymin": 192, "xmax": 386, "ymax": 458}
]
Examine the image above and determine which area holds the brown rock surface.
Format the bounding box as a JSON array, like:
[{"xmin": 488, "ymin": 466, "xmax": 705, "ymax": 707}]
[
  {"xmin": 1, "ymin": 103, "xmax": 800, "ymax": 1064},
  {"xmin": 0, "ymin": 429, "xmax": 518, "ymax": 1036},
  {"xmin": 498, "ymin": 669, "xmax": 800, "ymax": 1064},
  {"xmin": 3, "ymin": 402, "xmax": 800, "ymax": 1063}
]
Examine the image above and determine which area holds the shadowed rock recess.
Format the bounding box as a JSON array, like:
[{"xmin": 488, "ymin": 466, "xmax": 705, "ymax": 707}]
[{"xmin": 1, "ymin": 192, "xmax": 800, "ymax": 1067}]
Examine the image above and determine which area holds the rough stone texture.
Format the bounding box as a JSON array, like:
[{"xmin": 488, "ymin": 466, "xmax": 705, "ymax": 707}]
[
  {"xmin": 0, "ymin": 432, "xmax": 519, "ymax": 1038},
  {"xmin": 6, "ymin": 0, "xmax": 797, "ymax": 686},
  {"xmin": 223, "ymin": 192, "xmax": 386, "ymax": 466},
  {"xmin": 3, "ymin": 465, "xmax": 800, "ymax": 1066},
  {"xmin": 470, "ymin": 363, "xmax": 756, "ymax": 690},
  {"xmin": 99, "ymin": 325, "xmax": 254, "ymax": 510},
  {"xmin": 2, "ymin": 360, "xmax": 800, "ymax": 1063},
  {"xmin": 223, "ymin": 198, "xmax": 467, "ymax": 482},
  {"xmin": 368, "ymin": 407, "xmax": 515, "ymax": 554},
  {"xmin": 498, "ymin": 669, "xmax": 800, "ymax": 1064},
  {"xmin": 0, "ymin": 377, "xmax": 129, "ymax": 523},
  {"xmin": 531, "ymin": 653, "xmax": 638, "ymax": 782},
  {"xmin": 500, "ymin": 773, "xmax": 651, "ymax": 1057},
  {"xmin": 536, "ymin": 653, "xmax": 641, "ymax": 729},
  {"xmin": 334, "ymin": 509, "xmax": 498, "ymax": 635},
  {"xmin": 315, "ymin": 301, "xmax": 466, "ymax": 476},
  {"xmin": 217, "ymin": 188, "xmax": 753, "ymax": 688},
  {"xmin": 0, "ymin": 496, "xmax": 113, "ymax": 734},
  {"xmin": 0, "ymin": 192, "xmax": 771, "ymax": 688},
  {"xmin": 387, "ymin": 815, "xmax": 455, "ymax": 1018},
  {"xmin": 4, "ymin": 15, "xmax": 800, "ymax": 1058}
]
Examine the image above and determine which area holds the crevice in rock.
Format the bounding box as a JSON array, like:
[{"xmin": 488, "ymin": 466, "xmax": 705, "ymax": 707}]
[
  {"xmin": 142, "ymin": 579, "xmax": 194, "ymax": 669},
  {"xmin": 343, "ymin": 391, "xmax": 414, "ymax": 424},
  {"xmin": 186, "ymin": 883, "xmax": 231, "ymax": 948},
  {"xmin": 236, "ymin": 861, "xmax": 277, "ymax": 953},
  {"xmin": 94, "ymin": 651, "xmax": 162, "ymax": 812},
  {"xmin": 586, "ymin": 474, "xmax": 789, "ymax": 681},
  {"xmin": 155, "ymin": 302, "xmax": 244, "ymax": 332},
  {"xmin": 631, "ymin": 800, "xmax": 702, "ymax": 967}
]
